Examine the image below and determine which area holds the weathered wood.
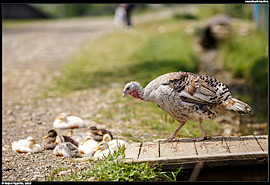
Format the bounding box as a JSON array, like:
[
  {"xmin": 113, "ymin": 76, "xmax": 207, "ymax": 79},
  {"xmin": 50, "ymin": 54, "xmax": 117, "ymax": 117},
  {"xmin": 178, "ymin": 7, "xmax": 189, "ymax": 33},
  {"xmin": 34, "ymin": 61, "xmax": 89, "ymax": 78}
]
[
  {"xmin": 188, "ymin": 162, "xmax": 204, "ymax": 181},
  {"xmin": 195, "ymin": 136, "xmax": 230, "ymax": 155},
  {"xmin": 125, "ymin": 142, "xmax": 141, "ymax": 159},
  {"xmin": 225, "ymin": 135, "xmax": 263, "ymax": 153},
  {"xmin": 124, "ymin": 135, "xmax": 268, "ymax": 170},
  {"xmin": 254, "ymin": 135, "xmax": 268, "ymax": 151},
  {"xmin": 139, "ymin": 141, "xmax": 159, "ymax": 159},
  {"xmin": 160, "ymin": 139, "xmax": 197, "ymax": 157},
  {"xmin": 126, "ymin": 151, "xmax": 268, "ymax": 166}
]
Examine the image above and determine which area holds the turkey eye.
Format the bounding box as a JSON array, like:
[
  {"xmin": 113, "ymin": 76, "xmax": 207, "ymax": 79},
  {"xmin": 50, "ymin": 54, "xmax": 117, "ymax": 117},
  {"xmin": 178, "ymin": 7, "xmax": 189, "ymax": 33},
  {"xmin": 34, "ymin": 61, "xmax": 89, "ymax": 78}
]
[{"xmin": 126, "ymin": 87, "xmax": 130, "ymax": 91}]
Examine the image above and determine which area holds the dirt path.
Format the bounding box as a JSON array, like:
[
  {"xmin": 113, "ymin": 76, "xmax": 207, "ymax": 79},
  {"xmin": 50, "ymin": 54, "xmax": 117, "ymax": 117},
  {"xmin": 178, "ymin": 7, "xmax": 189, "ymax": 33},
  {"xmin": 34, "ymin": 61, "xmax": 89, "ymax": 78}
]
[
  {"xmin": 2, "ymin": 7, "xmax": 191, "ymax": 181},
  {"xmin": 3, "ymin": 17, "xmax": 119, "ymax": 106},
  {"xmin": 2, "ymin": 16, "xmax": 120, "ymax": 181}
]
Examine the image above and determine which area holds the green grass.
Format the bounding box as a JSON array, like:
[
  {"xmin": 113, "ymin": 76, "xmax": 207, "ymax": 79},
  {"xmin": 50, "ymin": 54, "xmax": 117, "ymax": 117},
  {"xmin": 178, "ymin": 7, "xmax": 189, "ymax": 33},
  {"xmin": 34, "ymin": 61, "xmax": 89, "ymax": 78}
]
[
  {"xmin": 220, "ymin": 31, "xmax": 267, "ymax": 78},
  {"xmin": 47, "ymin": 147, "xmax": 182, "ymax": 181},
  {"xmin": 47, "ymin": 18, "xmax": 199, "ymax": 95},
  {"xmin": 196, "ymin": 4, "xmax": 226, "ymax": 20},
  {"xmin": 2, "ymin": 19, "xmax": 46, "ymax": 30}
]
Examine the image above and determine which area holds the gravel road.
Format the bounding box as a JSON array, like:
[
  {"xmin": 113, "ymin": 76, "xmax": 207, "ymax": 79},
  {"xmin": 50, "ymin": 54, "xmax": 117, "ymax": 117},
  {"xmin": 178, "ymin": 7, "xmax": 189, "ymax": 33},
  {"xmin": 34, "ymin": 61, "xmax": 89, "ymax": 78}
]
[{"xmin": 3, "ymin": 17, "xmax": 119, "ymax": 106}]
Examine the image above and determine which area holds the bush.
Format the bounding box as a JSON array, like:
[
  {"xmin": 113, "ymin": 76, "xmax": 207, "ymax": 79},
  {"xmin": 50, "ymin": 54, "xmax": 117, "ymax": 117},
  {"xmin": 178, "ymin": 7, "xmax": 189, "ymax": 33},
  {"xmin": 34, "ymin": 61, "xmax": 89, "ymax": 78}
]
[
  {"xmin": 65, "ymin": 4, "xmax": 91, "ymax": 17},
  {"xmin": 173, "ymin": 13, "xmax": 198, "ymax": 20},
  {"xmin": 220, "ymin": 28, "xmax": 268, "ymax": 99},
  {"xmin": 250, "ymin": 57, "xmax": 268, "ymax": 97},
  {"xmin": 224, "ymin": 4, "xmax": 252, "ymax": 19},
  {"xmin": 34, "ymin": 4, "xmax": 117, "ymax": 18},
  {"xmin": 220, "ymin": 31, "xmax": 267, "ymax": 79}
]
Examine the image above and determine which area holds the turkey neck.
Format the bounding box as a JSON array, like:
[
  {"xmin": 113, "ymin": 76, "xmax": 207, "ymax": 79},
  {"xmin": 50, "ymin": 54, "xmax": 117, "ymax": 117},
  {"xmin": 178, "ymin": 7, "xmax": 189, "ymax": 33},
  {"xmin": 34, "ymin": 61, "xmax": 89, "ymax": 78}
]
[
  {"xmin": 134, "ymin": 83, "xmax": 155, "ymax": 102},
  {"xmin": 131, "ymin": 85, "xmax": 144, "ymax": 100},
  {"xmin": 130, "ymin": 81, "xmax": 159, "ymax": 102}
]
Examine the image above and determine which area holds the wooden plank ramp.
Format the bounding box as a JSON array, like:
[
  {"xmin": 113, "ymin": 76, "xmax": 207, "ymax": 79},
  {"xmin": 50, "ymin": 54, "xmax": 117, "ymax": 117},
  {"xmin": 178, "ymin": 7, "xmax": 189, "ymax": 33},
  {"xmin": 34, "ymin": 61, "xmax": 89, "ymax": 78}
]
[{"xmin": 124, "ymin": 135, "xmax": 268, "ymax": 170}]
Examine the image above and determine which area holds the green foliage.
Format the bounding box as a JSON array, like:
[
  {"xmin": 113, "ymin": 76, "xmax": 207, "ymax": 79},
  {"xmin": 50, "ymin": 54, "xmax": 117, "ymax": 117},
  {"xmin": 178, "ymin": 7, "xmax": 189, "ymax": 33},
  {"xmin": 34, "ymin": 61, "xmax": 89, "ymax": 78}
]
[
  {"xmin": 65, "ymin": 4, "xmax": 117, "ymax": 17},
  {"xmin": 88, "ymin": 160, "xmax": 162, "ymax": 181},
  {"xmin": 34, "ymin": 4, "xmax": 117, "ymax": 18},
  {"xmin": 224, "ymin": 4, "xmax": 252, "ymax": 19},
  {"xmin": 196, "ymin": 4, "xmax": 226, "ymax": 20},
  {"xmin": 173, "ymin": 13, "xmax": 199, "ymax": 20},
  {"xmin": 48, "ymin": 147, "xmax": 182, "ymax": 181},
  {"xmin": 65, "ymin": 4, "xmax": 91, "ymax": 17},
  {"xmin": 221, "ymin": 31, "xmax": 267, "ymax": 79},
  {"xmin": 220, "ymin": 30, "xmax": 268, "ymax": 97},
  {"xmin": 250, "ymin": 57, "xmax": 268, "ymax": 97}
]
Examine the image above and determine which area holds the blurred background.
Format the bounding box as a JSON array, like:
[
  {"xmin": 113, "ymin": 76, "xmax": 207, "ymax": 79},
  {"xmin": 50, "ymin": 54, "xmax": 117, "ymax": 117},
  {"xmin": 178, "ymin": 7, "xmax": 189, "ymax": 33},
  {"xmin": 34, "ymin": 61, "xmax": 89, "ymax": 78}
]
[{"xmin": 2, "ymin": 4, "xmax": 268, "ymax": 141}]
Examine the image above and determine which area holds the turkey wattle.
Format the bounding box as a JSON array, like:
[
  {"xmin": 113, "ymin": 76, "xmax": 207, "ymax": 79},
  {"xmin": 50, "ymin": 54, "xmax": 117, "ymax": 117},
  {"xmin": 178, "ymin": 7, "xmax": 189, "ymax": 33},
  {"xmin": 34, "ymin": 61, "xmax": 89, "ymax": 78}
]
[{"xmin": 122, "ymin": 71, "xmax": 253, "ymax": 142}]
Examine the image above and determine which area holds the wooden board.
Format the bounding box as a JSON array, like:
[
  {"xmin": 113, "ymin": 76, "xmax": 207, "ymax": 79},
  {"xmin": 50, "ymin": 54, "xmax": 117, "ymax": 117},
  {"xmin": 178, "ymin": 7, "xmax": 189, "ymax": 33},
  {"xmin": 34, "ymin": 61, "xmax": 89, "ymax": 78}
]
[
  {"xmin": 138, "ymin": 141, "xmax": 159, "ymax": 159},
  {"xmin": 127, "ymin": 152, "xmax": 268, "ymax": 166},
  {"xmin": 125, "ymin": 142, "xmax": 141, "ymax": 159},
  {"xmin": 124, "ymin": 135, "xmax": 268, "ymax": 169},
  {"xmin": 195, "ymin": 136, "xmax": 230, "ymax": 155},
  {"xmin": 160, "ymin": 139, "xmax": 197, "ymax": 157},
  {"xmin": 254, "ymin": 135, "xmax": 268, "ymax": 151},
  {"xmin": 225, "ymin": 135, "xmax": 263, "ymax": 153}
]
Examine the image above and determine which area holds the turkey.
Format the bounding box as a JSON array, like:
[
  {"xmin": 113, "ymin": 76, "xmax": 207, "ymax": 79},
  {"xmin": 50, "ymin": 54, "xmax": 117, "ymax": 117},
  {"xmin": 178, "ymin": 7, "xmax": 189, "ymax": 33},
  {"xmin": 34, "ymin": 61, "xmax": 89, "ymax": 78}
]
[{"xmin": 122, "ymin": 71, "xmax": 253, "ymax": 142}]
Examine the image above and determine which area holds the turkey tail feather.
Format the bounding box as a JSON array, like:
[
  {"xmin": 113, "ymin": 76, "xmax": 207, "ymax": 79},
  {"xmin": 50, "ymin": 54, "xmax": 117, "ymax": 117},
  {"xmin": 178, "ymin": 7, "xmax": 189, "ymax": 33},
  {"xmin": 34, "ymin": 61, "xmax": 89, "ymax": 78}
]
[{"xmin": 225, "ymin": 98, "xmax": 253, "ymax": 115}]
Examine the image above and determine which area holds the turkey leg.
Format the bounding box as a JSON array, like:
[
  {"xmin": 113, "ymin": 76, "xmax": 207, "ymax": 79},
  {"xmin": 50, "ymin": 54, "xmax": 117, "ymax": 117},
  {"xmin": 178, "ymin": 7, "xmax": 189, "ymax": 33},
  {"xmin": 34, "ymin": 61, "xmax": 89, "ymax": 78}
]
[
  {"xmin": 158, "ymin": 121, "xmax": 186, "ymax": 142},
  {"xmin": 192, "ymin": 119, "xmax": 207, "ymax": 141}
]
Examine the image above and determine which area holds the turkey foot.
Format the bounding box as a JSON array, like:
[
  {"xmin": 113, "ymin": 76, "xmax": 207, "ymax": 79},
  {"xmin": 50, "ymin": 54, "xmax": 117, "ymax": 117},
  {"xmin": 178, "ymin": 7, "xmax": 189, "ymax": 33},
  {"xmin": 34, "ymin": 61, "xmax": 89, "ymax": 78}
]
[
  {"xmin": 158, "ymin": 122, "xmax": 186, "ymax": 142},
  {"xmin": 192, "ymin": 135, "xmax": 207, "ymax": 141},
  {"xmin": 192, "ymin": 119, "xmax": 207, "ymax": 141},
  {"xmin": 158, "ymin": 136, "xmax": 175, "ymax": 142}
]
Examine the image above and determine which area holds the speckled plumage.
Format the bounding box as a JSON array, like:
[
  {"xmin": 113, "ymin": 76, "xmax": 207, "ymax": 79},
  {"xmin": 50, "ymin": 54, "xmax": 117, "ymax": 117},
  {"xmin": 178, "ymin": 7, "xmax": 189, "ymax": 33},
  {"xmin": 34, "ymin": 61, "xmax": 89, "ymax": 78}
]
[
  {"xmin": 123, "ymin": 71, "xmax": 253, "ymax": 141},
  {"xmin": 53, "ymin": 142, "xmax": 80, "ymax": 158}
]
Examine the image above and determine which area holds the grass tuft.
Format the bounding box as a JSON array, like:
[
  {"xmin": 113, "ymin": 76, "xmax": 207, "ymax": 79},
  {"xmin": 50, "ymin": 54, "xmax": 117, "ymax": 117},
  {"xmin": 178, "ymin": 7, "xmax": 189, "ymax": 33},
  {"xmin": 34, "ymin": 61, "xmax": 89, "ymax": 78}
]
[{"xmin": 47, "ymin": 147, "xmax": 182, "ymax": 181}]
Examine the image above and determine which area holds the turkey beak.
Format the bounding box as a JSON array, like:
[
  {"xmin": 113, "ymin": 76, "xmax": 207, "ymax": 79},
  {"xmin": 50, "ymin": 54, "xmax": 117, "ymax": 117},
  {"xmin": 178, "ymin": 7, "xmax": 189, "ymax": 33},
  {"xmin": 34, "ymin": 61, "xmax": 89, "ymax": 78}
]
[
  {"xmin": 54, "ymin": 141, "xmax": 58, "ymax": 145},
  {"xmin": 122, "ymin": 91, "xmax": 127, "ymax": 98},
  {"xmin": 43, "ymin": 134, "xmax": 49, "ymax": 139}
]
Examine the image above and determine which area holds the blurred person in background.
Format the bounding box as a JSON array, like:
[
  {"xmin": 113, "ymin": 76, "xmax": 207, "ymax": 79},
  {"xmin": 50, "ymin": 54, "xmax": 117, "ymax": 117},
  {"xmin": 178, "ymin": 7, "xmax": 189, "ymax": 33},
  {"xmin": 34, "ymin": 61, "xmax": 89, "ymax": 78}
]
[
  {"xmin": 124, "ymin": 4, "xmax": 135, "ymax": 28},
  {"xmin": 114, "ymin": 4, "xmax": 135, "ymax": 28},
  {"xmin": 114, "ymin": 4, "xmax": 126, "ymax": 25}
]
